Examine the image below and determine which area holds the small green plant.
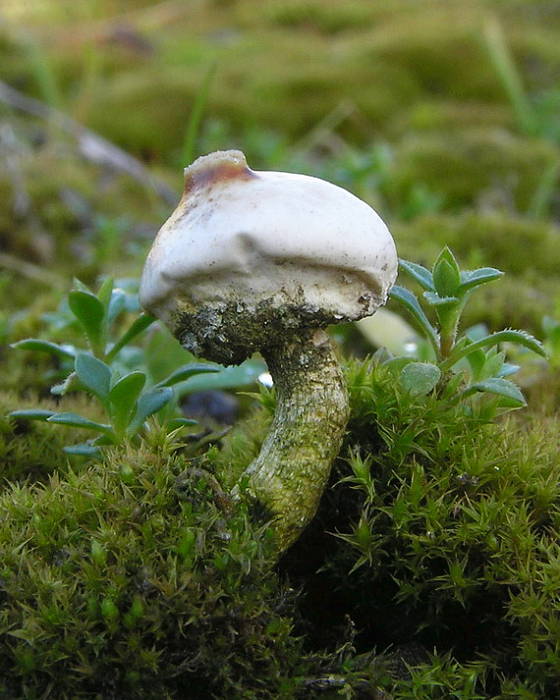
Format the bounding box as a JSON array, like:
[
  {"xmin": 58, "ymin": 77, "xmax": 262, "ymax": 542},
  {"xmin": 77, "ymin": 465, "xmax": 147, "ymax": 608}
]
[
  {"xmin": 389, "ymin": 247, "xmax": 546, "ymax": 412},
  {"xmin": 9, "ymin": 278, "xmax": 218, "ymax": 456}
]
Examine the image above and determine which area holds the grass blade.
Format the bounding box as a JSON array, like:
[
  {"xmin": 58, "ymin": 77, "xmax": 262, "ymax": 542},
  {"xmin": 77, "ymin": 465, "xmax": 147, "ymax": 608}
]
[{"xmin": 181, "ymin": 61, "xmax": 217, "ymax": 166}]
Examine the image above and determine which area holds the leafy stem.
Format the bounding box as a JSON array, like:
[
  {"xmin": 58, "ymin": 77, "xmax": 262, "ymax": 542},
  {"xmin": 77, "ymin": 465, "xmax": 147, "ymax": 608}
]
[
  {"xmin": 388, "ymin": 247, "xmax": 547, "ymax": 413},
  {"xmin": 9, "ymin": 278, "xmax": 219, "ymax": 457}
]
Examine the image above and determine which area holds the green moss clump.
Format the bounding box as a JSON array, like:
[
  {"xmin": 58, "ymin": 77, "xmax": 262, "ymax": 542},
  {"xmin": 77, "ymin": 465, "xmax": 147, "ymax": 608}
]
[
  {"xmin": 264, "ymin": 0, "xmax": 378, "ymax": 35},
  {"xmin": 393, "ymin": 98, "xmax": 513, "ymax": 136},
  {"xmin": 209, "ymin": 405, "xmax": 272, "ymax": 491},
  {"xmin": 396, "ymin": 211, "xmax": 560, "ymax": 276},
  {"xmin": 0, "ymin": 445, "xmax": 310, "ymax": 698},
  {"xmin": 84, "ymin": 68, "xmax": 202, "ymax": 160},
  {"xmin": 387, "ymin": 130, "xmax": 559, "ymax": 213},
  {"xmin": 0, "ymin": 392, "xmax": 68, "ymax": 485},
  {"xmin": 0, "ymin": 391, "xmax": 112, "ymax": 484},
  {"xmin": 365, "ymin": 8, "xmax": 502, "ymax": 102},
  {"xmin": 280, "ymin": 358, "xmax": 560, "ymax": 697},
  {"xmin": 4, "ymin": 353, "xmax": 560, "ymax": 697}
]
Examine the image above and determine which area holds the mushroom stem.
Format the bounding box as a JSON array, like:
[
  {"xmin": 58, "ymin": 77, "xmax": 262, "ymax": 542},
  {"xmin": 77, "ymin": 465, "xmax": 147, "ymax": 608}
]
[{"xmin": 240, "ymin": 328, "xmax": 349, "ymax": 552}]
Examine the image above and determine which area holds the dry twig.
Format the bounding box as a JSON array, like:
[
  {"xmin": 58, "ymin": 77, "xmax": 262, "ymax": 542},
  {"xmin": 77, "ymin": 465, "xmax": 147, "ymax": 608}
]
[{"xmin": 0, "ymin": 79, "xmax": 177, "ymax": 205}]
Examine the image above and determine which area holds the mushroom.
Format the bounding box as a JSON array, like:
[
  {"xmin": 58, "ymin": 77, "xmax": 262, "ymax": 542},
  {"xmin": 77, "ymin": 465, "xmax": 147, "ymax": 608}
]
[{"xmin": 140, "ymin": 150, "xmax": 397, "ymax": 552}]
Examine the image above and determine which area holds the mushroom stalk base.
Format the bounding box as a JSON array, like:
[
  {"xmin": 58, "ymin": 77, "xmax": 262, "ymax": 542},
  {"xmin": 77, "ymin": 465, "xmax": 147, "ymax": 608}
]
[{"xmin": 241, "ymin": 329, "xmax": 349, "ymax": 552}]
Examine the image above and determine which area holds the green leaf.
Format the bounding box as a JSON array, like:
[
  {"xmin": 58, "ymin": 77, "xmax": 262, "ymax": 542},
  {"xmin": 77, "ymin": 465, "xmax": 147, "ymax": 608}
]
[
  {"xmin": 176, "ymin": 359, "xmax": 266, "ymax": 395},
  {"xmin": 465, "ymin": 347, "xmax": 487, "ymax": 380},
  {"xmin": 423, "ymin": 292, "xmax": 460, "ymax": 308},
  {"xmin": 442, "ymin": 329, "xmax": 547, "ymax": 370},
  {"xmin": 156, "ymin": 363, "xmax": 220, "ymax": 388},
  {"xmin": 499, "ymin": 362, "xmax": 520, "ymax": 378},
  {"xmin": 68, "ymin": 290, "xmax": 105, "ymax": 354},
  {"xmin": 50, "ymin": 371, "xmax": 79, "ymax": 396},
  {"xmin": 110, "ymin": 371, "xmax": 146, "ymax": 402},
  {"xmin": 10, "ymin": 339, "xmax": 75, "ymax": 360},
  {"xmin": 481, "ymin": 349, "xmax": 507, "ymax": 380},
  {"xmin": 400, "ymin": 362, "xmax": 441, "ymax": 396},
  {"xmin": 389, "ymin": 286, "xmax": 439, "ymax": 355},
  {"xmin": 109, "ymin": 371, "xmax": 146, "ymax": 436},
  {"xmin": 437, "ymin": 246, "xmax": 460, "ymax": 270},
  {"xmin": 92, "ymin": 434, "xmax": 117, "ymax": 446},
  {"xmin": 166, "ymin": 417, "xmax": 198, "ymax": 432},
  {"xmin": 8, "ymin": 409, "xmax": 55, "ymax": 422},
  {"xmin": 63, "ymin": 443, "xmax": 102, "ymax": 457},
  {"xmin": 72, "ymin": 278, "xmax": 92, "ymax": 293},
  {"xmin": 96, "ymin": 277, "xmax": 114, "ymax": 310},
  {"xmin": 47, "ymin": 412, "xmax": 113, "ymax": 433},
  {"xmin": 128, "ymin": 387, "xmax": 173, "ymax": 435},
  {"xmin": 398, "ymin": 259, "xmax": 434, "ymax": 291},
  {"xmin": 383, "ymin": 356, "xmax": 416, "ymax": 374},
  {"xmin": 432, "ymin": 248, "xmax": 461, "ymax": 297},
  {"xmin": 433, "ymin": 260, "xmax": 459, "ymax": 297},
  {"xmin": 458, "ymin": 267, "xmax": 503, "ymax": 294},
  {"xmin": 105, "ymin": 313, "xmax": 155, "ymax": 362},
  {"xmin": 75, "ymin": 353, "xmax": 112, "ymax": 401},
  {"xmin": 461, "ymin": 378, "xmax": 526, "ymax": 407},
  {"xmin": 107, "ymin": 289, "xmax": 127, "ymax": 324}
]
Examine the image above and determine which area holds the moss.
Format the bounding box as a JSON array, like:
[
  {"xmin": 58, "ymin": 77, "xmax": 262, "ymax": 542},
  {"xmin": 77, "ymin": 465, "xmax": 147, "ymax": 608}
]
[
  {"xmin": 396, "ymin": 212, "xmax": 560, "ymax": 277},
  {"xmin": 281, "ymin": 358, "xmax": 560, "ymax": 697},
  {"xmin": 387, "ymin": 129, "xmax": 560, "ymax": 213},
  {"xmin": 3, "ymin": 347, "xmax": 560, "ymax": 696},
  {"xmin": 0, "ymin": 392, "xmax": 68, "ymax": 485},
  {"xmin": 393, "ymin": 212, "xmax": 560, "ymax": 330},
  {"xmin": 0, "ymin": 444, "xmax": 310, "ymax": 698},
  {"xmin": 364, "ymin": 7, "xmax": 503, "ymax": 102},
  {"xmin": 84, "ymin": 35, "xmax": 420, "ymax": 157},
  {"xmin": 4, "ymin": 0, "xmax": 560, "ymax": 694},
  {"xmin": 393, "ymin": 98, "xmax": 513, "ymax": 136},
  {"xmin": 0, "ymin": 343, "xmax": 58, "ymax": 402},
  {"xmin": 5, "ymin": 0, "xmax": 560, "ymax": 165},
  {"xmin": 0, "ymin": 390, "xmax": 109, "ymax": 484},
  {"xmin": 524, "ymin": 366, "xmax": 560, "ymax": 414},
  {"xmin": 264, "ymin": 0, "xmax": 379, "ymax": 35},
  {"xmin": 84, "ymin": 69, "xmax": 201, "ymax": 160},
  {"xmin": 209, "ymin": 406, "xmax": 272, "ymax": 490}
]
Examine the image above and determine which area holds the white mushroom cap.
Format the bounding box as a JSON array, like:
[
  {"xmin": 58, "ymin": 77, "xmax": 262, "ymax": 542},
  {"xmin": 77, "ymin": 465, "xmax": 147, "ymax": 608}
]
[{"xmin": 140, "ymin": 150, "xmax": 397, "ymax": 364}]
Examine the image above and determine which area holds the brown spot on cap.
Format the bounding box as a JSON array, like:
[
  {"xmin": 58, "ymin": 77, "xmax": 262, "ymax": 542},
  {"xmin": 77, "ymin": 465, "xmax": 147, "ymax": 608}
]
[{"xmin": 184, "ymin": 150, "xmax": 257, "ymax": 194}]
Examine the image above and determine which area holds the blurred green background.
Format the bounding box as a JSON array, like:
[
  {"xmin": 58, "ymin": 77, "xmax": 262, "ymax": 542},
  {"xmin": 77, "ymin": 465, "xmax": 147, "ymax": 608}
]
[
  {"xmin": 2, "ymin": 6, "xmax": 560, "ymax": 695},
  {"xmin": 1, "ymin": 0, "xmax": 559, "ymax": 332}
]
